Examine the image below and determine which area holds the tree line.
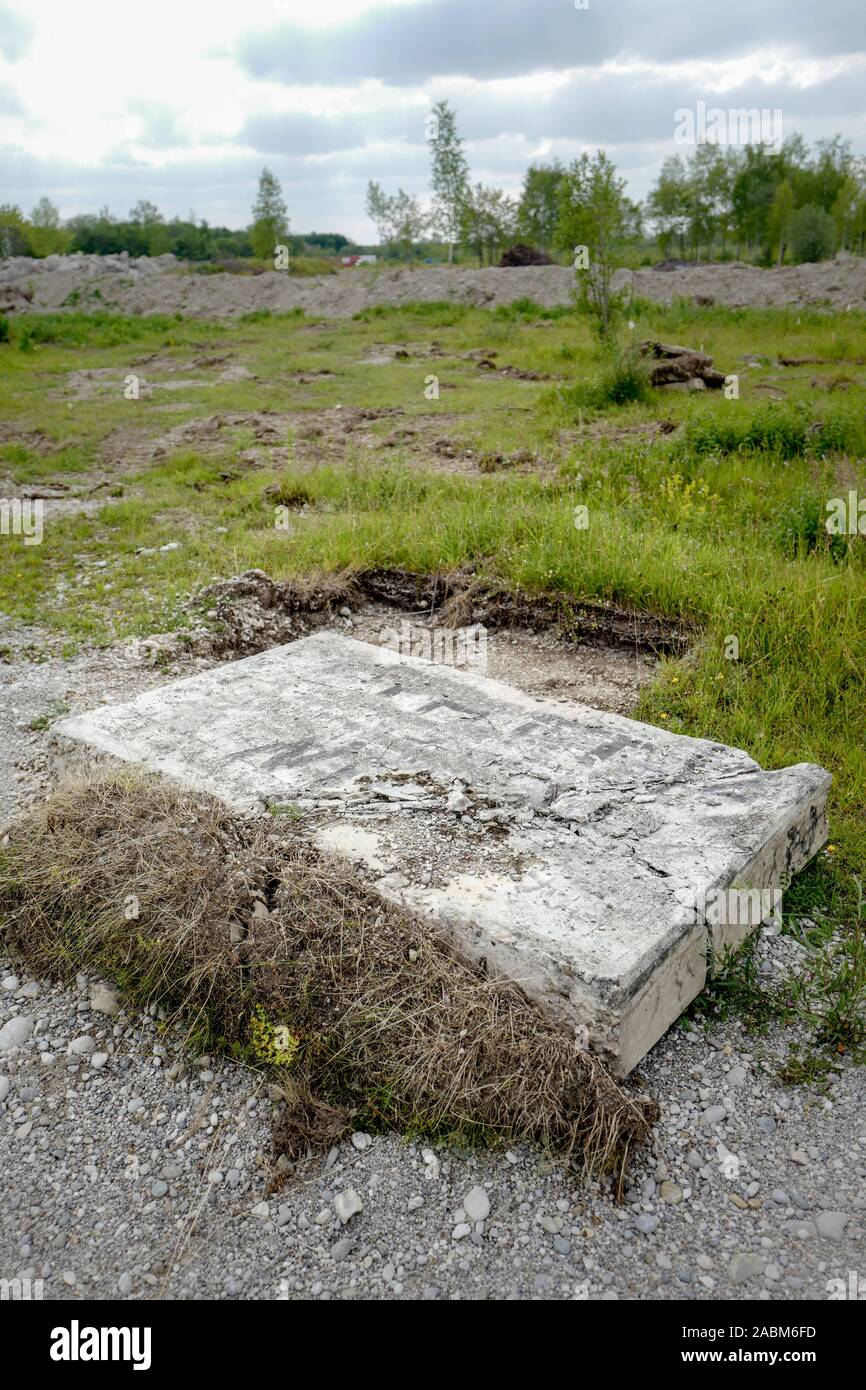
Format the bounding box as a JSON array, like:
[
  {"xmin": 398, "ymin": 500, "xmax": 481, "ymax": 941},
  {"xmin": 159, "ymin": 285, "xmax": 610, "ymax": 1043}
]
[
  {"xmin": 0, "ymin": 179, "xmax": 352, "ymax": 262},
  {"xmin": 369, "ymin": 107, "xmax": 866, "ymax": 267},
  {"xmin": 3, "ymin": 107, "xmax": 864, "ymax": 268}
]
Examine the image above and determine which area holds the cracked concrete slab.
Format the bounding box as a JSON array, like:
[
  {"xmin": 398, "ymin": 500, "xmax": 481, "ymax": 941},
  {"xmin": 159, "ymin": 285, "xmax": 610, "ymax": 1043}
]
[{"xmin": 53, "ymin": 632, "xmax": 831, "ymax": 1074}]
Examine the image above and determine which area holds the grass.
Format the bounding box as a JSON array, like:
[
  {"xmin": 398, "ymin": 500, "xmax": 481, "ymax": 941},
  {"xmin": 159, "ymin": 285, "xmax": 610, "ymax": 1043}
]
[{"xmin": 1, "ymin": 296, "xmax": 864, "ymax": 1083}]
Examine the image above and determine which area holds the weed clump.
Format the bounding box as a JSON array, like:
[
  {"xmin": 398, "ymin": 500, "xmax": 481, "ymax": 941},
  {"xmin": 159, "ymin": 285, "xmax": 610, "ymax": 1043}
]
[{"xmin": 561, "ymin": 342, "xmax": 652, "ymax": 411}]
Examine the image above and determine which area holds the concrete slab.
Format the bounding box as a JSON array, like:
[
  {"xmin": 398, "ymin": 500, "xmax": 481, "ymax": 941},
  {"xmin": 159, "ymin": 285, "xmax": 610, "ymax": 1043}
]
[{"xmin": 54, "ymin": 632, "xmax": 831, "ymax": 1073}]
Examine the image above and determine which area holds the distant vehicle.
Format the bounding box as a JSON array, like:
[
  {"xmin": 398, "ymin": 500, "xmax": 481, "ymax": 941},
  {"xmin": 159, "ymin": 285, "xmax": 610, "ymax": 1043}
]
[{"xmin": 340, "ymin": 254, "xmax": 378, "ymax": 266}]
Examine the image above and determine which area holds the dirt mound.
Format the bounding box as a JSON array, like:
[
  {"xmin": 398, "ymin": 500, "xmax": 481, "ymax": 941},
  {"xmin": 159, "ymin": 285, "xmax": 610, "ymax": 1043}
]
[
  {"xmin": 4, "ymin": 252, "xmax": 866, "ymax": 318},
  {"xmin": 498, "ymin": 243, "xmax": 554, "ymax": 267}
]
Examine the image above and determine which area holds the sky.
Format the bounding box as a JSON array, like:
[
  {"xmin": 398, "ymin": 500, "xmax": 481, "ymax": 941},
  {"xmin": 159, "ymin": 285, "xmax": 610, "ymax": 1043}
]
[{"xmin": 1, "ymin": 0, "xmax": 865, "ymax": 242}]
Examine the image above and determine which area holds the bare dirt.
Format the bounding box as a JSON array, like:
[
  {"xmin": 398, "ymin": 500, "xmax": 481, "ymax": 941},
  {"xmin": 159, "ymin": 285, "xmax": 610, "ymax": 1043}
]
[{"xmin": 4, "ymin": 253, "xmax": 866, "ymax": 319}]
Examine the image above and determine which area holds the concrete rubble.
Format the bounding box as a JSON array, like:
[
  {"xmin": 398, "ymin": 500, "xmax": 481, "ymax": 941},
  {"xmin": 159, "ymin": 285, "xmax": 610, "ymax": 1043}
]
[{"xmin": 53, "ymin": 632, "xmax": 830, "ymax": 1074}]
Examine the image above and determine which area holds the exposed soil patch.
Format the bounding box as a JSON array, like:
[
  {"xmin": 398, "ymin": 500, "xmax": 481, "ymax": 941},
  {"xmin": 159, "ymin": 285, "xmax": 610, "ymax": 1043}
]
[
  {"xmin": 148, "ymin": 411, "xmax": 294, "ymax": 463},
  {"xmin": 189, "ymin": 566, "xmax": 689, "ymax": 667}
]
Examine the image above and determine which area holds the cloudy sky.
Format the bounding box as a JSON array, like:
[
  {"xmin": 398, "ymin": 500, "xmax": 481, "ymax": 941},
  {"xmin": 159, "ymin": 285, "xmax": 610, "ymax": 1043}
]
[{"xmin": 2, "ymin": 0, "xmax": 865, "ymax": 241}]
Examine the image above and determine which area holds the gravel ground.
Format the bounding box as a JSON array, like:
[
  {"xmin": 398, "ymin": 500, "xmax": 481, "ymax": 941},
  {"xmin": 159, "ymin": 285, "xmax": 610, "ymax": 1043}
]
[
  {"xmin": 3, "ymin": 252, "xmax": 866, "ymax": 319},
  {"xmin": 1, "ymin": 951, "xmax": 863, "ymax": 1302},
  {"xmin": 1, "ymin": 620, "xmax": 864, "ymax": 1302}
]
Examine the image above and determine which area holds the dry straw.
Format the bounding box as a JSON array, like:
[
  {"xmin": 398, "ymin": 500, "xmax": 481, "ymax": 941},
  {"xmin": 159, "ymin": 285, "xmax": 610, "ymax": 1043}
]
[{"xmin": 0, "ymin": 772, "xmax": 657, "ymax": 1192}]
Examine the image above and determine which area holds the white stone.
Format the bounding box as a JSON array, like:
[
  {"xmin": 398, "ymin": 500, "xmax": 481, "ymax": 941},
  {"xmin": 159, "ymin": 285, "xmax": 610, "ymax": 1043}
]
[
  {"xmin": 334, "ymin": 1188, "xmax": 363, "ymax": 1224},
  {"xmin": 90, "ymin": 984, "xmax": 121, "ymax": 1016},
  {"xmin": 54, "ymin": 631, "xmax": 831, "ymax": 1074},
  {"xmin": 0, "ymin": 1015, "xmax": 33, "ymax": 1052},
  {"xmin": 463, "ymin": 1185, "xmax": 491, "ymax": 1222}
]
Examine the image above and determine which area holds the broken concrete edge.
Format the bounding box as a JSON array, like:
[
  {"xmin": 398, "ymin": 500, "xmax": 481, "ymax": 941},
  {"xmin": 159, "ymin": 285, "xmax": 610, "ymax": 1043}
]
[
  {"xmin": 356, "ymin": 769, "xmax": 830, "ymax": 1078},
  {"xmin": 45, "ymin": 760, "xmax": 831, "ymax": 1081}
]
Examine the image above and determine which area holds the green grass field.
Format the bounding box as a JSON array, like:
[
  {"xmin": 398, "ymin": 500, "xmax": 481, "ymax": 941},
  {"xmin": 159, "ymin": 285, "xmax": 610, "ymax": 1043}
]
[{"xmin": 1, "ymin": 296, "xmax": 864, "ymax": 1076}]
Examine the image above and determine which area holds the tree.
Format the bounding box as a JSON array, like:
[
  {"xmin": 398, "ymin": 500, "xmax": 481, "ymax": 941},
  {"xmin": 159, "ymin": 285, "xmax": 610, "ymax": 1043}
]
[
  {"xmin": 250, "ymin": 168, "xmax": 289, "ymax": 260},
  {"xmin": 516, "ymin": 162, "xmax": 565, "ymax": 251},
  {"xmin": 766, "ymin": 179, "xmax": 795, "ymax": 265},
  {"xmin": 832, "ymin": 175, "xmax": 860, "ymax": 252},
  {"xmin": 646, "ymin": 155, "xmax": 690, "ymax": 257},
  {"xmin": 364, "ymin": 183, "xmax": 427, "ymax": 260},
  {"xmin": 788, "ymin": 204, "xmax": 836, "ymax": 264},
  {"xmin": 458, "ymin": 184, "xmax": 516, "ymax": 266},
  {"xmin": 365, "ymin": 180, "xmax": 393, "ymax": 247},
  {"xmin": 128, "ymin": 199, "xmax": 171, "ymax": 256},
  {"xmin": 390, "ymin": 189, "xmax": 428, "ymax": 261},
  {"xmin": 556, "ymin": 151, "xmax": 637, "ymax": 337},
  {"xmin": 0, "ymin": 204, "xmax": 30, "ymax": 256},
  {"xmin": 27, "ymin": 197, "xmax": 70, "ymax": 256},
  {"xmin": 427, "ymin": 100, "xmax": 469, "ymax": 262}
]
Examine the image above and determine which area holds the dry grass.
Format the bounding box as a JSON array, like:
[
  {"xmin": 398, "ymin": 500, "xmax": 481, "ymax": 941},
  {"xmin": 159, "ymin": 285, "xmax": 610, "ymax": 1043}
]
[{"xmin": 0, "ymin": 771, "xmax": 657, "ymax": 1191}]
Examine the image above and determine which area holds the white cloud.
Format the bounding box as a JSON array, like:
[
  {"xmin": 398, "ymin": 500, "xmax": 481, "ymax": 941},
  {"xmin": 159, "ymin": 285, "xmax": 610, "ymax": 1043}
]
[{"xmin": 0, "ymin": 0, "xmax": 864, "ymax": 240}]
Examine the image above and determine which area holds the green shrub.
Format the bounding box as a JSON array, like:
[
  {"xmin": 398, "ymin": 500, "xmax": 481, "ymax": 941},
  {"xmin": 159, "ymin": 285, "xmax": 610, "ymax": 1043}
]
[
  {"xmin": 561, "ymin": 342, "xmax": 651, "ymax": 410},
  {"xmin": 788, "ymin": 204, "xmax": 836, "ymax": 265},
  {"xmin": 682, "ymin": 405, "xmax": 865, "ymax": 459}
]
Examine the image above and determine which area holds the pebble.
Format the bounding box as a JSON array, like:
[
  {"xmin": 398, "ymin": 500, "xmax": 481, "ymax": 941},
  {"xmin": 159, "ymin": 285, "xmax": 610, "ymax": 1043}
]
[
  {"xmin": 463, "ymin": 1186, "xmax": 491, "ymax": 1223},
  {"xmin": 91, "ymin": 1052, "xmax": 109, "ymax": 1069},
  {"xmin": 68, "ymin": 1034, "xmax": 96, "ymax": 1056},
  {"xmin": 0, "ymin": 1015, "xmax": 33, "ymax": 1051},
  {"xmin": 635, "ymin": 1215, "xmax": 659, "ymax": 1234},
  {"xmin": 660, "ymin": 1181, "xmax": 683, "ymax": 1205},
  {"xmin": 118, "ymin": 1272, "xmax": 133, "ymax": 1295},
  {"xmin": 0, "ymin": 1076, "xmax": 9, "ymax": 1103},
  {"xmin": 815, "ymin": 1211, "xmax": 847, "ymax": 1243},
  {"xmin": 90, "ymin": 985, "xmax": 121, "ymax": 1016},
  {"xmin": 728, "ymin": 1253, "xmax": 765, "ymax": 1285},
  {"xmin": 334, "ymin": 1188, "xmax": 363, "ymax": 1224},
  {"xmin": 701, "ymin": 1105, "xmax": 727, "ymax": 1126},
  {"xmin": 350, "ymin": 1132, "xmax": 372, "ymax": 1150}
]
